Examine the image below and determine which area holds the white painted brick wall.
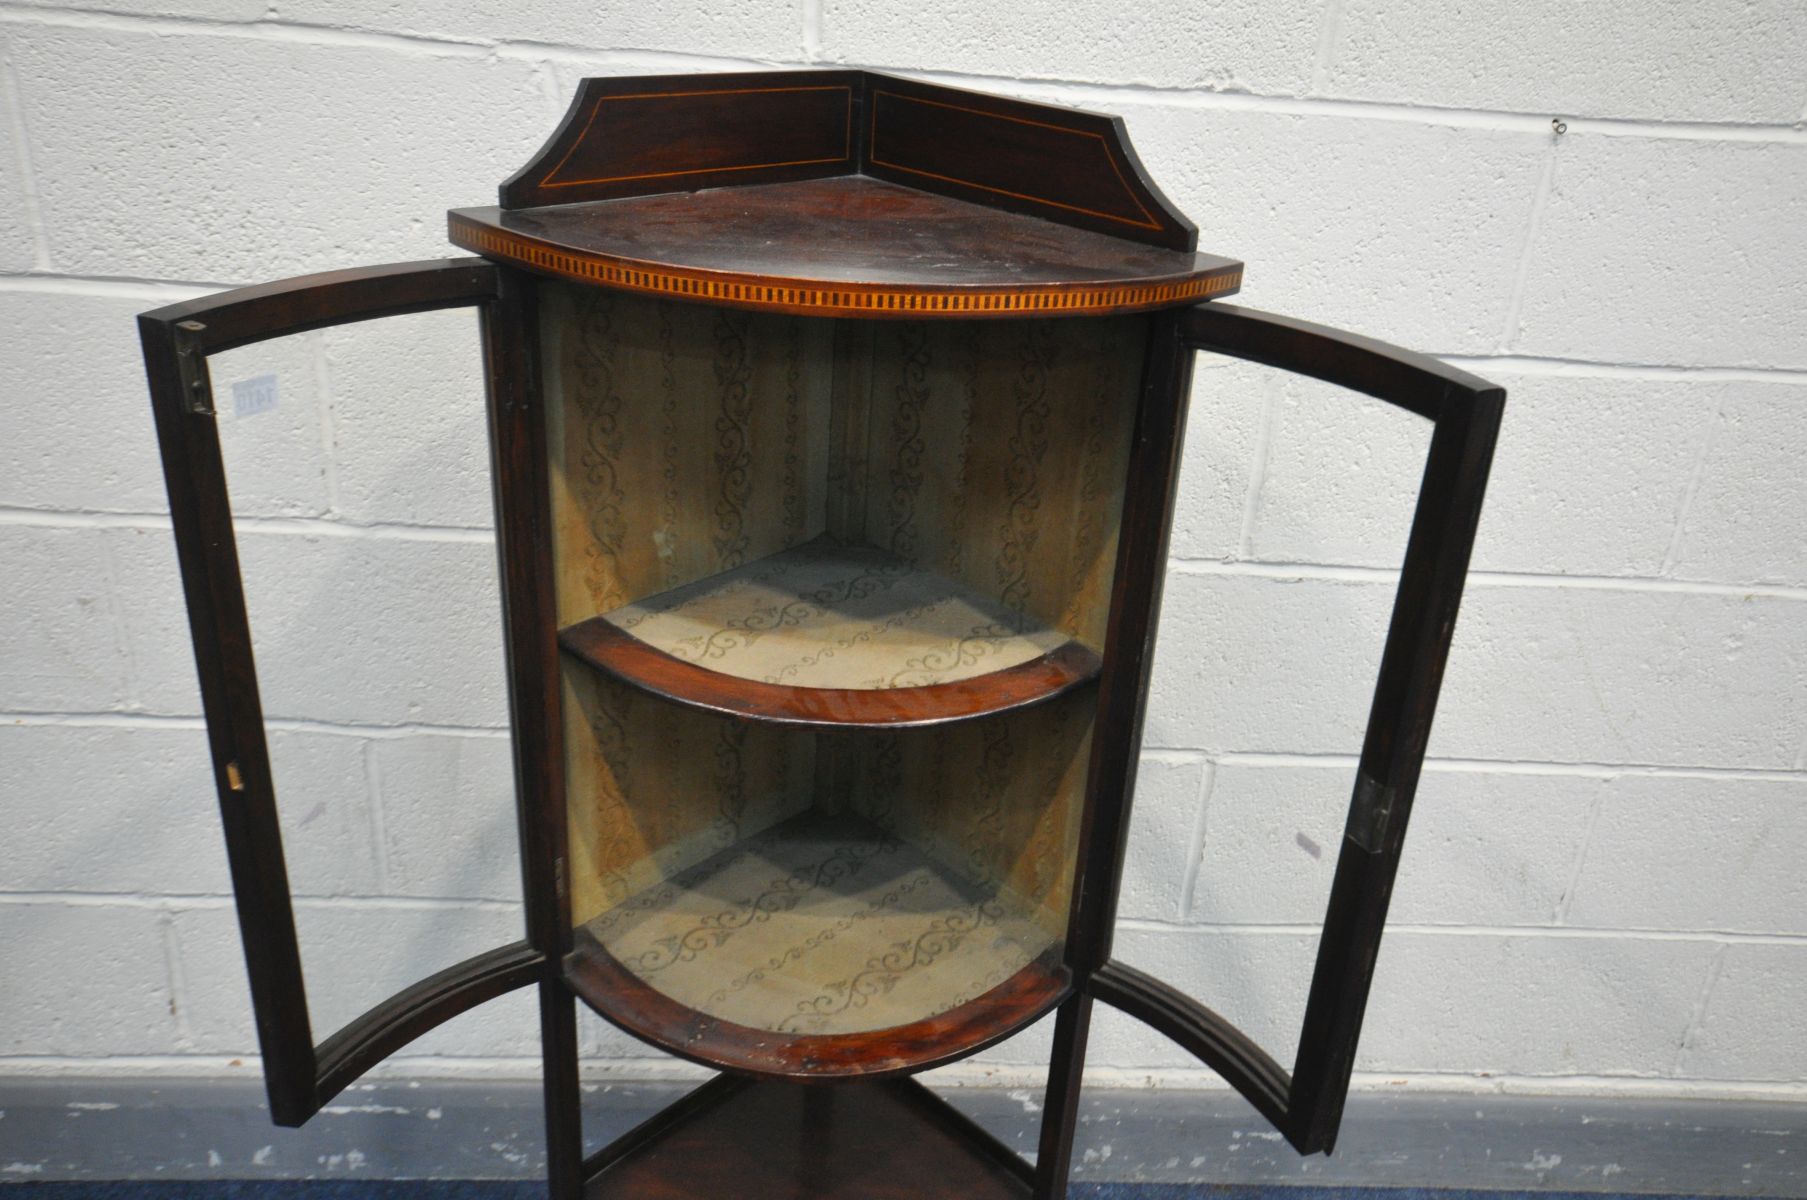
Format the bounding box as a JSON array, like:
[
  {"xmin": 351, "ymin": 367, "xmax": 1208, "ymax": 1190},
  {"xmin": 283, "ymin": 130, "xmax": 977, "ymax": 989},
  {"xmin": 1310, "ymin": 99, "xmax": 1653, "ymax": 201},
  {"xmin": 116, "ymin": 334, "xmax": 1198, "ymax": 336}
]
[
  {"xmin": 0, "ymin": 291, "xmax": 174, "ymax": 512},
  {"xmin": 819, "ymin": 0, "xmax": 1324, "ymax": 92},
  {"xmin": 1683, "ymin": 944, "xmax": 1807, "ymax": 1082},
  {"xmin": 322, "ymin": 310, "xmax": 494, "ymax": 528},
  {"xmin": 0, "ymin": 903, "xmax": 176, "ymax": 1057},
  {"xmin": 1324, "ymin": 0, "xmax": 1807, "ymax": 123},
  {"xmin": 1131, "ymin": 106, "xmax": 1550, "ymax": 352},
  {"xmin": 1, "ymin": 0, "xmax": 1804, "ymax": 1109},
  {"xmin": 1515, "ymin": 136, "xmax": 1807, "ymax": 369}
]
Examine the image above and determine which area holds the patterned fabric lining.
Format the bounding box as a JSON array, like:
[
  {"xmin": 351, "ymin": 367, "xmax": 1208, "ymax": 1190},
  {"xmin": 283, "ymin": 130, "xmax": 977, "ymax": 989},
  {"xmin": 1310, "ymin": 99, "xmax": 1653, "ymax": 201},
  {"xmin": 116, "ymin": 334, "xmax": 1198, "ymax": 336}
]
[
  {"xmin": 586, "ymin": 811, "xmax": 1057, "ymax": 1035},
  {"xmin": 599, "ymin": 536, "xmax": 1071, "ymax": 690}
]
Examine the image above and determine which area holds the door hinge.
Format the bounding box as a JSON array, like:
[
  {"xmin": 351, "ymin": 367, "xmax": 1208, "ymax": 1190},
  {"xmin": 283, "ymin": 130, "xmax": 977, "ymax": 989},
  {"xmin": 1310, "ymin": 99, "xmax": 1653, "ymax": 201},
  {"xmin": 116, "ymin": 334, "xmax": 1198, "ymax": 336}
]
[
  {"xmin": 174, "ymin": 320, "xmax": 215, "ymax": 415},
  {"xmin": 554, "ymin": 856, "xmax": 568, "ymax": 900}
]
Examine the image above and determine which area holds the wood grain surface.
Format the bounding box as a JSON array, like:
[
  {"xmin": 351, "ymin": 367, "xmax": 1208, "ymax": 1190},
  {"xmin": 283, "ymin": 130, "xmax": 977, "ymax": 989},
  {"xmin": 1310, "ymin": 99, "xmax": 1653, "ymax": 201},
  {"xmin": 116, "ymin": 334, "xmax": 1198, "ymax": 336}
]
[
  {"xmin": 451, "ymin": 177, "xmax": 1240, "ymax": 319},
  {"xmin": 567, "ymin": 924, "xmax": 1069, "ymax": 1080},
  {"xmin": 581, "ymin": 1075, "xmax": 1032, "ymax": 1197},
  {"xmin": 561, "ymin": 614, "xmax": 1100, "ymax": 728}
]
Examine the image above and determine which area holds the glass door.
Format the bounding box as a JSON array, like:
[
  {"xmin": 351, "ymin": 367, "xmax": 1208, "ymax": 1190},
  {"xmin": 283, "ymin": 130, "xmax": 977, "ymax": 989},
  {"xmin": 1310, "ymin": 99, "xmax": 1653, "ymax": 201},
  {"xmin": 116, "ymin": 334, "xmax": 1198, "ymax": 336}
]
[
  {"xmin": 1079, "ymin": 302, "xmax": 1505, "ymax": 1157},
  {"xmin": 139, "ymin": 258, "xmax": 547, "ymax": 1127}
]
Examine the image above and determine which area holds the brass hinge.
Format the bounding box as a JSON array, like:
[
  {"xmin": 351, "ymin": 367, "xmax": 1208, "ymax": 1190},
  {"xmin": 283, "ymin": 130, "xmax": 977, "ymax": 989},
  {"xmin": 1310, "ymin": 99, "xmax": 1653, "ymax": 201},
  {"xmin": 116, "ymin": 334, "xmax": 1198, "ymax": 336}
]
[{"xmin": 174, "ymin": 320, "xmax": 215, "ymax": 415}]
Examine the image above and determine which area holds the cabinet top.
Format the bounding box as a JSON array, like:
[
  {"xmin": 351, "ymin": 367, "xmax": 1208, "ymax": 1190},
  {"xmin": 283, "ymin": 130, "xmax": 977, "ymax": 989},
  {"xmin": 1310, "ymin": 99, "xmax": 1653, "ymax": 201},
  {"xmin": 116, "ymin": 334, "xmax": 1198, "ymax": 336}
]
[{"xmin": 447, "ymin": 70, "xmax": 1242, "ymax": 319}]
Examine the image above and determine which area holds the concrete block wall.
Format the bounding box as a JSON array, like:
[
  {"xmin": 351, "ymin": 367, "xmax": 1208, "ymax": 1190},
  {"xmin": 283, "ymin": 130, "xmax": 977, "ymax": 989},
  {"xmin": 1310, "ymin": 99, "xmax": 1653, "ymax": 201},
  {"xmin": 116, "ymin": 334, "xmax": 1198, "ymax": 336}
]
[{"xmin": 2, "ymin": 0, "xmax": 1803, "ymax": 1107}]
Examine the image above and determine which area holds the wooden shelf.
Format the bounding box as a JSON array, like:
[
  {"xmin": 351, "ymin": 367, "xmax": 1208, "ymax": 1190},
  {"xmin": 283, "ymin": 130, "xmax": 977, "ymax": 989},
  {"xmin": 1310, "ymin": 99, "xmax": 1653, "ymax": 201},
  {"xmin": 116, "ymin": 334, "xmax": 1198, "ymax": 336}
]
[
  {"xmin": 564, "ymin": 810, "xmax": 1071, "ymax": 1080},
  {"xmin": 450, "ymin": 176, "xmax": 1242, "ymax": 319},
  {"xmin": 558, "ymin": 537, "xmax": 1101, "ymax": 728},
  {"xmin": 583, "ymin": 1075, "xmax": 1032, "ymax": 1198}
]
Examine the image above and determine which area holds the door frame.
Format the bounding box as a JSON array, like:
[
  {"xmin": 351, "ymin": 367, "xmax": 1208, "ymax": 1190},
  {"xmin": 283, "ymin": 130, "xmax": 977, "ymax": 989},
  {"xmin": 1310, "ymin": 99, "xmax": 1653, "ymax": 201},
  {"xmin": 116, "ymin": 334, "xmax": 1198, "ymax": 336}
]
[
  {"xmin": 1036, "ymin": 302, "xmax": 1504, "ymax": 1197},
  {"xmin": 140, "ymin": 258, "xmax": 551, "ymax": 1127}
]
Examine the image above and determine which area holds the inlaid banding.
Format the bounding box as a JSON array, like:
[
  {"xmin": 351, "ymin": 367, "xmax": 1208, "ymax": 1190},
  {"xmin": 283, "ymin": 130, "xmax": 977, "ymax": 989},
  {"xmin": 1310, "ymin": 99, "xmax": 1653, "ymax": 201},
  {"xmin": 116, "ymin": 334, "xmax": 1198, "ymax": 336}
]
[{"xmin": 449, "ymin": 189, "xmax": 1243, "ymax": 318}]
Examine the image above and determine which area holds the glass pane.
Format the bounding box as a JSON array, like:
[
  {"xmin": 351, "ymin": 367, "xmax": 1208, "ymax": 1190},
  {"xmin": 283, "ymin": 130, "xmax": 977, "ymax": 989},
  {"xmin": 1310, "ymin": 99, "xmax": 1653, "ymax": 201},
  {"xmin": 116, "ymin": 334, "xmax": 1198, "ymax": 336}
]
[
  {"xmin": 1120, "ymin": 353, "xmax": 1432, "ymax": 1072},
  {"xmin": 168, "ymin": 306, "xmax": 522, "ymax": 1056}
]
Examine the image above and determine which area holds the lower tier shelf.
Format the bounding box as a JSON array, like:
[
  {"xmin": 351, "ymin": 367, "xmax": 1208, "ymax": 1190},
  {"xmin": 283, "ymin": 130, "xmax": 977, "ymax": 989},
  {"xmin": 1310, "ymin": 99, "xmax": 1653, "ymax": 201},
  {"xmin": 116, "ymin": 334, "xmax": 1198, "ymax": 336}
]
[
  {"xmin": 584, "ymin": 1074, "xmax": 1032, "ymax": 1198},
  {"xmin": 566, "ymin": 810, "xmax": 1070, "ymax": 1078}
]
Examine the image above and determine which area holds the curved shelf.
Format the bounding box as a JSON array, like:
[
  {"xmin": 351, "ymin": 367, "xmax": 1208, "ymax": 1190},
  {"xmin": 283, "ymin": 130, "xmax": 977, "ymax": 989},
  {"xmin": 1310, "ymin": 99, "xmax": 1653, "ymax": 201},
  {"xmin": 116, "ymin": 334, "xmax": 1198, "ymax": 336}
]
[
  {"xmin": 557, "ymin": 537, "xmax": 1102, "ymax": 729},
  {"xmin": 561, "ymin": 619, "xmax": 1099, "ymax": 728},
  {"xmin": 449, "ymin": 176, "xmax": 1242, "ymax": 320},
  {"xmin": 563, "ymin": 812, "xmax": 1073, "ymax": 1079},
  {"xmin": 568, "ymin": 934, "xmax": 1068, "ymax": 1080}
]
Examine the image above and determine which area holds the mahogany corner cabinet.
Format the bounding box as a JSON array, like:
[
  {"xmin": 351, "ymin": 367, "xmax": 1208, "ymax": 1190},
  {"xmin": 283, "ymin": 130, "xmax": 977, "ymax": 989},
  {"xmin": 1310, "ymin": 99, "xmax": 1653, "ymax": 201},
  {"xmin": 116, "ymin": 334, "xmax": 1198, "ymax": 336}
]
[{"xmin": 140, "ymin": 70, "xmax": 1504, "ymax": 1198}]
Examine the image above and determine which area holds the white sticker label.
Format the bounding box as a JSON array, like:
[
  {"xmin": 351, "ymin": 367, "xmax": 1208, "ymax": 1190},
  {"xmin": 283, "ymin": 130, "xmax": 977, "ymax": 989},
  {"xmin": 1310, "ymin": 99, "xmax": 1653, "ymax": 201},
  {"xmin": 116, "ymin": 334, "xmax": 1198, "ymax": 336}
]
[{"xmin": 232, "ymin": 374, "xmax": 278, "ymax": 417}]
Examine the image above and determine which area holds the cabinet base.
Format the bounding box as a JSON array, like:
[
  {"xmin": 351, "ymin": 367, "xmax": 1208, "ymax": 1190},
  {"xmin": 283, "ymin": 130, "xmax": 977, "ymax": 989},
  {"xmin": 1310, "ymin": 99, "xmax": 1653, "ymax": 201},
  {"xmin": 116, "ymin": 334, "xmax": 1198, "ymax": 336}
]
[{"xmin": 584, "ymin": 1074, "xmax": 1033, "ymax": 1198}]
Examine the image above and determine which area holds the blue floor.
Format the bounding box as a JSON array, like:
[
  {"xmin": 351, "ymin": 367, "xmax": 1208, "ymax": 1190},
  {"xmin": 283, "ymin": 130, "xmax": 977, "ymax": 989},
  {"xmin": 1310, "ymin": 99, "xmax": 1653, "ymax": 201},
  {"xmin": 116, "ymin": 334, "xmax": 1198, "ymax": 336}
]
[{"xmin": 0, "ymin": 1186, "xmax": 1720, "ymax": 1199}]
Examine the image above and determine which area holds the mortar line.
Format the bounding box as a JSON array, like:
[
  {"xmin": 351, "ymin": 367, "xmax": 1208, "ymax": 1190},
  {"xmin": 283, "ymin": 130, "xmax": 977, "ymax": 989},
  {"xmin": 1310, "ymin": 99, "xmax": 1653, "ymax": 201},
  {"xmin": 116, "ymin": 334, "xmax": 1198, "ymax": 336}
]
[
  {"xmin": 0, "ymin": 271, "xmax": 240, "ymax": 296},
  {"xmin": 1193, "ymin": 750, "xmax": 1806, "ymax": 782},
  {"xmin": 1164, "ymin": 556, "xmax": 1807, "ymax": 601},
  {"xmin": 1496, "ymin": 141, "xmax": 1558, "ymax": 353},
  {"xmin": 1234, "ymin": 378, "xmax": 1278, "ymax": 558},
  {"xmin": 362, "ymin": 741, "xmax": 393, "ymax": 894},
  {"xmin": 0, "ymin": 890, "xmax": 524, "ymax": 911},
  {"xmin": 1, "ymin": 710, "xmax": 510, "ymax": 738},
  {"xmin": 901, "ymin": 66, "xmax": 1807, "ymax": 143},
  {"xmin": 1671, "ymin": 942, "xmax": 1730, "ymax": 1076},
  {"xmin": 1658, "ymin": 393, "xmax": 1728, "ymax": 577},
  {"xmin": 481, "ymin": 41, "xmax": 798, "ymax": 72},
  {"xmin": 1307, "ymin": 0, "xmax": 1348, "ymax": 95},
  {"xmin": 235, "ymin": 512, "xmax": 492, "ymax": 540},
  {"xmin": 1140, "ymin": 748, "xmax": 1212, "ymax": 765},
  {"xmin": 308, "ymin": 331, "xmax": 344, "ymax": 518},
  {"xmin": 90, "ymin": 515, "xmax": 141, "ymax": 712},
  {"xmin": 0, "ymin": 505, "xmax": 496, "ymax": 541},
  {"xmin": 157, "ymin": 906, "xmax": 196, "ymax": 1047},
  {"xmin": 1110, "ymin": 918, "xmax": 1807, "ymax": 944},
  {"xmin": 0, "ymin": 4, "xmax": 493, "ymax": 53},
  {"xmin": 1469, "ymin": 565, "xmax": 1806, "ymax": 599},
  {"xmin": 530, "ymin": 55, "xmax": 564, "ymax": 124},
  {"xmin": 4, "ymin": 5, "xmax": 1805, "ymax": 144},
  {"xmin": 1553, "ymin": 779, "xmax": 1606, "ymax": 925},
  {"xmin": 0, "ymin": 55, "xmax": 51, "ymax": 269},
  {"xmin": 0, "ymin": 1054, "xmax": 703, "ymax": 1081},
  {"xmin": 800, "ymin": 0, "xmax": 822, "ymax": 62},
  {"xmin": 1436, "ymin": 355, "xmax": 1807, "ymax": 383},
  {"xmin": 0, "ymin": 5, "xmax": 797, "ymax": 73},
  {"xmin": 1177, "ymin": 758, "xmax": 1217, "ymax": 921},
  {"xmin": 1029, "ymin": 1067, "xmax": 1807, "ymax": 1099}
]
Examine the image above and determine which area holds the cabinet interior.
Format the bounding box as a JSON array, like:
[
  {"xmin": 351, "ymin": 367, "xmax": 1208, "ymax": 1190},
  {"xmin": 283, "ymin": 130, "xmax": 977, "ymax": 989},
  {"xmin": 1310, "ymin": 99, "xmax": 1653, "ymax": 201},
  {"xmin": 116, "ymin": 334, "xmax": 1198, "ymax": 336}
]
[{"xmin": 541, "ymin": 280, "xmax": 1148, "ymax": 1047}]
